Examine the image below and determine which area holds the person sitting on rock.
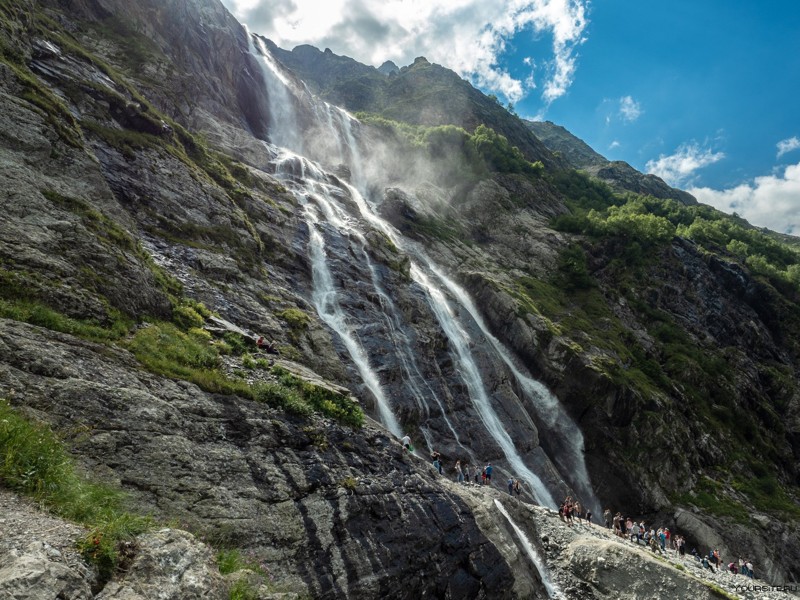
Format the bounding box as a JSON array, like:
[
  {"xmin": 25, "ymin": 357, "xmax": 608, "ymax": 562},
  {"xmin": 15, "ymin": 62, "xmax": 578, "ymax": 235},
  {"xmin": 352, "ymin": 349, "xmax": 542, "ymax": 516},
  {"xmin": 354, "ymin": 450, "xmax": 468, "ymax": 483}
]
[{"xmin": 400, "ymin": 434, "xmax": 411, "ymax": 452}]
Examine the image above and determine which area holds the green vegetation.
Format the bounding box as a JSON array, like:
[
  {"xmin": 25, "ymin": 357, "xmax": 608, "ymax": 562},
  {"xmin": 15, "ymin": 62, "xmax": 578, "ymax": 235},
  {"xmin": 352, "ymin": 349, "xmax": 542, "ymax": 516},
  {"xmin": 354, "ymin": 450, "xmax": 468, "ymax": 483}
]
[
  {"xmin": 229, "ymin": 579, "xmax": 260, "ymax": 600},
  {"xmin": 278, "ymin": 308, "xmax": 310, "ymax": 331},
  {"xmin": 124, "ymin": 322, "xmax": 252, "ymax": 394},
  {"xmin": 553, "ymin": 178, "xmax": 800, "ymax": 291},
  {"xmin": 0, "ymin": 38, "xmax": 83, "ymax": 147},
  {"xmin": 356, "ymin": 114, "xmax": 543, "ymax": 184},
  {"xmin": 0, "ymin": 399, "xmax": 152, "ymax": 582},
  {"xmin": 673, "ymin": 477, "xmax": 749, "ymax": 524},
  {"xmin": 512, "ymin": 171, "xmax": 800, "ymax": 514},
  {"xmin": 0, "ymin": 298, "xmax": 131, "ymax": 342},
  {"xmin": 121, "ymin": 322, "xmax": 363, "ymax": 427},
  {"xmin": 340, "ymin": 476, "xmax": 358, "ymax": 491},
  {"xmin": 271, "ymin": 366, "xmax": 364, "ymax": 427}
]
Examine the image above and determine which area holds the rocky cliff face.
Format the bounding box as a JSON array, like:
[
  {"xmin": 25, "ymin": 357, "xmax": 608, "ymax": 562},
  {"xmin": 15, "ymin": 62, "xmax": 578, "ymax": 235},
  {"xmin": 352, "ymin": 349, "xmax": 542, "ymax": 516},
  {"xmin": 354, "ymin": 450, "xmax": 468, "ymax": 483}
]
[{"xmin": 1, "ymin": 0, "xmax": 798, "ymax": 597}]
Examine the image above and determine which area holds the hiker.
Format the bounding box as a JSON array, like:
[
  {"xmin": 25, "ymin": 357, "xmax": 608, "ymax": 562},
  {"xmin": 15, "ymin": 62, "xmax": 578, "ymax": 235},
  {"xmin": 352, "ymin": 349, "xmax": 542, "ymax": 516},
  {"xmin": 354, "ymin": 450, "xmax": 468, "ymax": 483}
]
[
  {"xmin": 431, "ymin": 450, "xmax": 443, "ymax": 475},
  {"xmin": 603, "ymin": 508, "xmax": 612, "ymax": 529},
  {"xmin": 507, "ymin": 478, "xmax": 514, "ymax": 495},
  {"xmin": 513, "ymin": 479, "xmax": 521, "ymax": 496},
  {"xmin": 464, "ymin": 464, "xmax": 471, "ymax": 483},
  {"xmin": 456, "ymin": 460, "xmax": 464, "ymax": 483},
  {"xmin": 485, "ymin": 462, "xmax": 493, "ymax": 485},
  {"xmin": 400, "ymin": 434, "xmax": 411, "ymax": 452}
]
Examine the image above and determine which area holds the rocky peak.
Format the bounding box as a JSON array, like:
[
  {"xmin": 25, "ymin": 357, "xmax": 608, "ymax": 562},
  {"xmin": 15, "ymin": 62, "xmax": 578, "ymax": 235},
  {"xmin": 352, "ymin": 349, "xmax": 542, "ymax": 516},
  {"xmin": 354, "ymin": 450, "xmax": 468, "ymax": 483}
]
[{"xmin": 377, "ymin": 60, "xmax": 399, "ymax": 76}]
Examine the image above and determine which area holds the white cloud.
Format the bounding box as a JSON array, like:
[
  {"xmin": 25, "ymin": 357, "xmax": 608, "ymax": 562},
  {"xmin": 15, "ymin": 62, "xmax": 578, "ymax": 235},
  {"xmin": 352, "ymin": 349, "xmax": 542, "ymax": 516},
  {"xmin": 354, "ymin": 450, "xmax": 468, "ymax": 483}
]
[
  {"xmin": 220, "ymin": 0, "xmax": 588, "ymax": 105},
  {"xmin": 645, "ymin": 143, "xmax": 725, "ymax": 186},
  {"xmin": 618, "ymin": 95, "xmax": 642, "ymax": 122},
  {"xmin": 608, "ymin": 140, "xmax": 620, "ymax": 150},
  {"xmin": 689, "ymin": 162, "xmax": 800, "ymax": 235},
  {"xmin": 777, "ymin": 136, "xmax": 800, "ymax": 158}
]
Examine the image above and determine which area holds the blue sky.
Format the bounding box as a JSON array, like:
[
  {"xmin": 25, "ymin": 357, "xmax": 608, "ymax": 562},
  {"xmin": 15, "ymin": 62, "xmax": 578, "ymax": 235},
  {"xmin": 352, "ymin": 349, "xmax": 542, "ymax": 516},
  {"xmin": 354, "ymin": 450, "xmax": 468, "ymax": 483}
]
[{"xmin": 221, "ymin": 0, "xmax": 800, "ymax": 233}]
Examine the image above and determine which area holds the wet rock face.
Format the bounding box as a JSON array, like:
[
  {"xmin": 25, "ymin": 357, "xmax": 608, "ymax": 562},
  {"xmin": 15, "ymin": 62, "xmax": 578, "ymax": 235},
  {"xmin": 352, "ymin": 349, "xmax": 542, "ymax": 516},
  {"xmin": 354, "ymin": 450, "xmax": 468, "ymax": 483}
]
[{"xmin": 0, "ymin": 319, "xmax": 514, "ymax": 599}]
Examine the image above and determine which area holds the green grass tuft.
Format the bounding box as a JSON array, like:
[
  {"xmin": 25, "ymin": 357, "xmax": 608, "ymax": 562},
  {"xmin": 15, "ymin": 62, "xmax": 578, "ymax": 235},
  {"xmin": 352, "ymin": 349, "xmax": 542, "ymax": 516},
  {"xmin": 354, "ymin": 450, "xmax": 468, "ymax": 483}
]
[{"xmin": 0, "ymin": 399, "xmax": 152, "ymax": 583}]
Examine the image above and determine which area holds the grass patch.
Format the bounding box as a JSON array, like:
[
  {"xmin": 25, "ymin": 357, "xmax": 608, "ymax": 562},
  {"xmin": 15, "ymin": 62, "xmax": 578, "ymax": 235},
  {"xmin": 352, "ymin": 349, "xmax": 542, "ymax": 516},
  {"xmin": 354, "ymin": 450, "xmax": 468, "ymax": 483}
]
[
  {"xmin": 673, "ymin": 477, "xmax": 749, "ymax": 524},
  {"xmin": 0, "ymin": 298, "xmax": 130, "ymax": 342},
  {"xmin": 0, "ymin": 55, "xmax": 83, "ymax": 148},
  {"xmin": 251, "ymin": 382, "xmax": 312, "ymax": 417},
  {"xmin": 732, "ymin": 475, "xmax": 800, "ymax": 518},
  {"xmin": 217, "ymin": 548, "xmax": 251, "ymax": 575},
  {"xmin": 123, "ymin": 324, "xmax": 362, "ymax": 426},
  {"xmin": 124, "ymin": 322, "xmax": 251, "ymax": 396},
  {"xmin": 0, "ymin": 399, "xmax": 152, "ymax": 583},
  {"xmin": 277, "ymin": 308, "xmax": 310, "ymax": 331},
  {"xmin": 229, "ymin": 579, "xmax": 260, "ymax": 600},
  {"xmin": 340, "ymin": 476, "xmax": 357, "ymax": 491},
  {"xmin": 270, "ymin": 366, "xmax": 364, "ymax": 427}
]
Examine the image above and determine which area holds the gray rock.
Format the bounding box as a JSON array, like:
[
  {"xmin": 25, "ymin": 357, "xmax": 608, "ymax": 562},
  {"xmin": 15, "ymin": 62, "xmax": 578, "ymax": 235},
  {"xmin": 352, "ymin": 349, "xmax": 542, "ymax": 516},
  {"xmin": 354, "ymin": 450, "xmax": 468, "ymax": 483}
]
[
  {"xmin": 95, "ymin": 529, "xmax": 224, "ymax": 600},
  {"xmin": 0, "ymin": 542, "xmax": 93, "ymax": 600}
]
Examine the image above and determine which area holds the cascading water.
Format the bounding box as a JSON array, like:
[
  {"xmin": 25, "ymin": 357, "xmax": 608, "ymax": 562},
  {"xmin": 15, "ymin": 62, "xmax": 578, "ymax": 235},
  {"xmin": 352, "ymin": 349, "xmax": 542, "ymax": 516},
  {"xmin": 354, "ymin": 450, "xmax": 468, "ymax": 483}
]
[
  {"xmin": 247, "ymin": 33, "xmax": 599, "ymax": 511},
  {"xmin": 410, "ymin": 264, "xmax": 556, "ymax": 507},
  {"xmin": 304, "ymin": 202, "xmax": 403, "ymax": 437},
  {"xmin": 494, "ymin": 499, "xmax": 562, "ymax": 599},
  {"xmin": 429, "ymin": 265, "xmax": 601, "ymax": 515}
]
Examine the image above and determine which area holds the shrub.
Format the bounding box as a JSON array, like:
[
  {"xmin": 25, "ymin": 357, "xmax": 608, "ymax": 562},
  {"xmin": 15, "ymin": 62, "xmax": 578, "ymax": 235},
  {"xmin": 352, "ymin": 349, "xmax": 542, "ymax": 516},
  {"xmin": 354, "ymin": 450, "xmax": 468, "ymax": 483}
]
[
  {"xmin": 241, "ymin": 353, "xmax": 256, "ymax": 370},
  {"xmin": 222, "ymin": 331, "xmax": 252, "ymax": 356},
  {"xmin": 340, "ymin": 476, "xmax": 357, "ymax": 491},
  {"xmin": 173, "ymin": 303, "xmax": 205, "ymax": 331},
  {"xmin": 278, "ymin": 308, "xmax": 310, "ymax": 330},
  {"xmin": 252, "ymin": 382, "xmax": 312, "ymax": 417}
]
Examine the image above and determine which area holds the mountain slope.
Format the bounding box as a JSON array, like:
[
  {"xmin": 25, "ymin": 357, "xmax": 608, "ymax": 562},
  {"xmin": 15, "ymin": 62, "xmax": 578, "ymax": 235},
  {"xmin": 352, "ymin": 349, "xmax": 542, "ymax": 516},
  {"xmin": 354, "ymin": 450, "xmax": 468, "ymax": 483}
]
[
  {"xmin": 269, "ymin": 42, "xmax": 565, "ymax": 171},
  {"xmin": 526, "ymin": 120, "xmax": 697, "ymax": 205}
]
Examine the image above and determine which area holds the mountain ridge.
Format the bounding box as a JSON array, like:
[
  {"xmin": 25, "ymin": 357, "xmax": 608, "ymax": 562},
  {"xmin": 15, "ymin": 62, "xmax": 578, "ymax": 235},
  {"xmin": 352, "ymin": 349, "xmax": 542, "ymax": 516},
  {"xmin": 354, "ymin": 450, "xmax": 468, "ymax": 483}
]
[{"xmin": 526, "ymin": 119, "xmax": 698, "ymax": 205}]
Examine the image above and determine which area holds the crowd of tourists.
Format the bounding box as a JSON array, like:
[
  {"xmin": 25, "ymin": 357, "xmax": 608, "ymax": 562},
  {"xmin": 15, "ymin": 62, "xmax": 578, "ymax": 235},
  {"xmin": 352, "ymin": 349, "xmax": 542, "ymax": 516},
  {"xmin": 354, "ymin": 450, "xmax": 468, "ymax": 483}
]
[
  {"xmin": 399, "ymin": 435, "xmax": 758, "ymax": 581},
  {"xmin": 600, "ymin": 508, "xmax": 757, "ymax": 579}
]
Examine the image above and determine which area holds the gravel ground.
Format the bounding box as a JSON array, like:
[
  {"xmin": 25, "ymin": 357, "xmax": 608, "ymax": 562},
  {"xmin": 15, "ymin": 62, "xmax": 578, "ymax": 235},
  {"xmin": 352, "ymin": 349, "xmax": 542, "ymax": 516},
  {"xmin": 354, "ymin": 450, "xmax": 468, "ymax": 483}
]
[{"xmin": 0, "ymin": 488, "xmax": 93, "ymax": 581}]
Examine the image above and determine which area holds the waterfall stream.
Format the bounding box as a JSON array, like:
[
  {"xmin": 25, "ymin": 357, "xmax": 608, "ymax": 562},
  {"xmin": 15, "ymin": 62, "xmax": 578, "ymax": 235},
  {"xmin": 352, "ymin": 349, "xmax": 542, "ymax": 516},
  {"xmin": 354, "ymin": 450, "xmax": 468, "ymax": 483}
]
[
  {"xmin": 247, "ymin": 34, "xmax": 599, "ymax": 511},
  {"xmin": 494, "ymin": 499, "xmax": 561, "ymax": 599}
]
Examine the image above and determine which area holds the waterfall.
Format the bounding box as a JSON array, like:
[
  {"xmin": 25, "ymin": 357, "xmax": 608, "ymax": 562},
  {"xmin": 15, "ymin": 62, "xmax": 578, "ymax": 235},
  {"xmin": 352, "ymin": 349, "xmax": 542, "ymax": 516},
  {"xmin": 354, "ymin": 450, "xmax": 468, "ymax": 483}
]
[
  {"xmin": 429, "ymin": 265, "xmax": 600, "ymax": 515},
  {"xmin": 304, "ymin": 203, "xmax": 403, "ymax": 437},
  {"xmin": 410, "ymin": 264, "xmax": 556, "ymax": 507},
  {"xmin": 494, "ymin": 499, "xmax": 561, "ymax": 598},
  {"xmin": 248, "ymin": 33, "xmax": 304, "ymax": 152},
  {"xmin": 247, "ymin": 33, "xmax": 599, "ymax": 510}
]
